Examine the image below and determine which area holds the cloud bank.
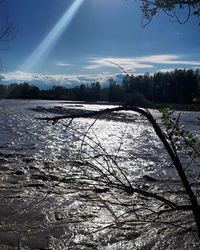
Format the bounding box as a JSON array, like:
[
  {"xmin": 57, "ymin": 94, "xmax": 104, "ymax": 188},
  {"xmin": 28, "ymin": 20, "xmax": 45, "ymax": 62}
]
[
  {"xmin": 1, "ymin": 54, "xmax": 199, "ymax": 89},
  {"xmin": 0, "ymin": 71, "xmax": 123, "ymax": 89},
  {"xmin": 84, "ymin": 54, "xmax": 200, "ymax": 72}
]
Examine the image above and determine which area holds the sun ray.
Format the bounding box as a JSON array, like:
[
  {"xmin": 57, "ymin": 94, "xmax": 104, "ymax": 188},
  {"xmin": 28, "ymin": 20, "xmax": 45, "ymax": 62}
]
[{"xmin": 22, "ymin": 0, "xmax": 85, "ymax": 72}]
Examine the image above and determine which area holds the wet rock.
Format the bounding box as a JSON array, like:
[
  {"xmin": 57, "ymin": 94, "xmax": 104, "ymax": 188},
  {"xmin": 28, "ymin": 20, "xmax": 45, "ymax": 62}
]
[
  {"xmin": 43, "ymin": 161, "xmax": 52, "ymax": 169},
  {"xmin": 32, "ymin": 174, "xmax": 49, "ymax": 181},
  {"xmin": 54, "ymin": 106, "xmax": 63, "ymax": 109},
  {"xmin": 79, "ymin": 193, "xmax": 90, "ymax": 199},
  {"xmin": 80, "ymin": 214, "xmax": 94, "ymax": 220},
  {"xmin": 141, "ymin": 183, "xmax": 151, "ymax": 189},
  {"xmin": 15, "ymin": 170, "xmax": 24, "ymax": 175},
  {"xmin": 143, "ymin": 175, "xmax": 158, "ymax": 182},
  {"xmin": 93, "ymin": 188, "xmax": 109, "ymax": 193},
  {"xmin": 49, "ymin": 175, "xmax": 60, "ymax": 182},
  {"xmin": 54, "ymin": 212, "xmax": 64, "ymax": 221},
  {"xmin": 75, "ymin": 242, "xmax": 98, "ymax": 249},
  {"xmin": 23, "ymin": 158, "xmax": 35, "ymax": 163},
  {"xmin": 29, "ymin": 165, "xmax": 39, "ymax": 171},
  {"xmin": 0, "ymin": 158, "xmax": 8, "ymax": 164},
  {"xmin": 4, "ymin": 153, "xmax": 13, "ymax": 158}
]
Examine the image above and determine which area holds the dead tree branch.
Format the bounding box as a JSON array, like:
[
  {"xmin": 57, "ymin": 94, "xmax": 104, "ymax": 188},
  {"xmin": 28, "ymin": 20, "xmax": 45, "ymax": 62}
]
[{"xmin": 36, "ymin": 105, "xmax": 200, "ymax": 237}]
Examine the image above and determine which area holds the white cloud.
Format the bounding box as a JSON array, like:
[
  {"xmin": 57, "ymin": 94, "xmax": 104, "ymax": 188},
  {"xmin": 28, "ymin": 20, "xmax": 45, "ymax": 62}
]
[
  {"xmin": 0, "ymin": 71, "xmax": 123, "ymax": 88},
  {"xmin": 84, "ymin": 57, "xmax": 153, "ymax": 71},
  {"xmin": 84, "ymin": 54, "xmax": 200, "ymax": 72},
  {"xmin": 137, "ymin": 54, "xmax": 200, "ymax": 66},
  {"xmin": 1, "ymin": 71, "xmax": 80, "ymax": 84},
  {"xmin": 57, "ymin": 63, "xmax": 71, "ymax": 67},
  {"xmin": 1, "ymin": 71, "xmax": 36, "ymax": 82},
  {"xmin": 158, "ymin": 68, "xmax": 176, "ymax": 73},
  {"xmin": 1, "ymin": 54, "xmax": 199, "ymax": 88}
]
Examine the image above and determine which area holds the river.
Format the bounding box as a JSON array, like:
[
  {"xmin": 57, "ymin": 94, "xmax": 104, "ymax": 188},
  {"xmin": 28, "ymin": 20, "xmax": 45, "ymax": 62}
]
[{"xmin": 0, "ymin": 99, "xmax": 200, "ymax": 249}]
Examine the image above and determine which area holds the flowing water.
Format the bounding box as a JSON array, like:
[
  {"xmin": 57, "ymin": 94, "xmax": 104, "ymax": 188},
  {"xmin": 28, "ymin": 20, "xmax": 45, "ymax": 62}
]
[{"xmin": 0, "ymin": 99, "xmax": 200, "ymax": 249}]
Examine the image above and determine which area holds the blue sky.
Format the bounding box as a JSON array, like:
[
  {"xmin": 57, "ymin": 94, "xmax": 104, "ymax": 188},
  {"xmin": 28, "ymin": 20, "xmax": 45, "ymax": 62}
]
[{"xmin": 0, "ymin": 0, "xmax": 200, "ymax": 88}]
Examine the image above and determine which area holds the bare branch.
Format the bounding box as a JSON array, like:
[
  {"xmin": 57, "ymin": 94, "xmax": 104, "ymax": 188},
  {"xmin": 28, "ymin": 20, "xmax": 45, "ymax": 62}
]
[
  {"xmin": 36, "ymin": 105, "xmax": 200, "ymax": 236},
  {"xmin": 0, "ymin": 16, "xmax": 16, "ymax": 42}
]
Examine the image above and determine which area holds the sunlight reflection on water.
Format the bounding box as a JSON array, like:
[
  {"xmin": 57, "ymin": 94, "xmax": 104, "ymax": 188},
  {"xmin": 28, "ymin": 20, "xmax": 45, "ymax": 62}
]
[
  {"xmin": 0, "ymin": 100, "xmax": 199, "ymax": 178},
  {"xmin": 1, "ymin": 100, "xmax": 200, "ymax": 249}
]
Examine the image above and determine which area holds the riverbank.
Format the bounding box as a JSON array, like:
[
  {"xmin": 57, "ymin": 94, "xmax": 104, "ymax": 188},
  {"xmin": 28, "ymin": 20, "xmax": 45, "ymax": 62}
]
[{"xmin": 2, "ymin": 98, "xmax": 200, "ymax": 111}]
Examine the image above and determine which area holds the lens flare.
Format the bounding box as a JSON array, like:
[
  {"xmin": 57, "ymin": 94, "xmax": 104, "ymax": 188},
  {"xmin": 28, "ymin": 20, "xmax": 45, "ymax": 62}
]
[{"xmin": 22, "ymin": 0, "xmax": 85, "ymax": 72}]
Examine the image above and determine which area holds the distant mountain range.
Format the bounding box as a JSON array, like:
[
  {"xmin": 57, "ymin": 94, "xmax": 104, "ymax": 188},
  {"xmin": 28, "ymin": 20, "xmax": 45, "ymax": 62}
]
[{"xmin": 0, "ymin": 72, "xmax": 124, "ymax": 89}]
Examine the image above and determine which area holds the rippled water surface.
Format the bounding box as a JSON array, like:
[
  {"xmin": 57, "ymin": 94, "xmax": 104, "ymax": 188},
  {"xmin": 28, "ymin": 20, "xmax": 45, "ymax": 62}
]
[{"xmin": 0, "ymin": 99, "xmax": 200, "ymax": 249}]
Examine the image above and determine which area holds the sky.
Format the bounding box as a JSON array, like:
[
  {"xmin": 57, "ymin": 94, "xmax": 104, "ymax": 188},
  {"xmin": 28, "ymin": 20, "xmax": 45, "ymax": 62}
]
[{"xmin": 0, "ymin": 0, "xmax": 200, "ymax": 88}]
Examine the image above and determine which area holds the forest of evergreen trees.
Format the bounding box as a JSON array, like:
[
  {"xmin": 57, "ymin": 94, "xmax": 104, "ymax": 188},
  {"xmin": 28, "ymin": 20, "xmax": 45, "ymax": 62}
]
[{"xmin": 0, "ymin": 69, "xmax": 199, "ymax": 105}]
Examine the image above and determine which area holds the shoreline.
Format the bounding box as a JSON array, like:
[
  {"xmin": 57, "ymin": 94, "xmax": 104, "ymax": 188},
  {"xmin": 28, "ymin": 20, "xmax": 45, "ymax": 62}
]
[{"xmin": 1, "ymin": 98, "xmax": 200, "ymax": 111}]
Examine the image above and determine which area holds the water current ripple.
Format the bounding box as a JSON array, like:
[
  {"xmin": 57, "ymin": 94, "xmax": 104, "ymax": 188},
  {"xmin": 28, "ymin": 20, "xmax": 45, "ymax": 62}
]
[{"xmin": 0, "ymin": 100, "xmax": 200, "ymax": 249}]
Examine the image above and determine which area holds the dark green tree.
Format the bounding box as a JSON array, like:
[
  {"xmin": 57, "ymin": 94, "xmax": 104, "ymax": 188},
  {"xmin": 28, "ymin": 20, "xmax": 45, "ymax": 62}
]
[
  {"xmin": 0, "ymin": 84, "xmax": 6, "ymax": 98},
  {"xmin": 108, "ymin": 78, "xmax": 123, "ymax": 102}
]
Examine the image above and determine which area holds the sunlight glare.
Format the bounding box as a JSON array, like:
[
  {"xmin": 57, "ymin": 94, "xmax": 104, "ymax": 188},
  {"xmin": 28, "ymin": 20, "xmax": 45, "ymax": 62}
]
[{"xmin": 22, "ymin": 0, "xmax": 85, "ymax": 72}]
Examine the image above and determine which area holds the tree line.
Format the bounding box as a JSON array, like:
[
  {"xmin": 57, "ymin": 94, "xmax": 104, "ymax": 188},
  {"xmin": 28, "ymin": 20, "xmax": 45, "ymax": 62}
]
[{"xmin": 0, "ymin": 69, "xmax": 199, "ymax": 105}]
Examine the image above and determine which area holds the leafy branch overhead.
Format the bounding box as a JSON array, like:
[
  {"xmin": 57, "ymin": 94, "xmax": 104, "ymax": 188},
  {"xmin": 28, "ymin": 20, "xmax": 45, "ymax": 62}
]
[
  {"xmin": 161, "ymin": 108, "xmax": 200, "ymax": 157},
  {"xmin": 139, "ymin": 0, "xmax": 200, "ymax": 26}
]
